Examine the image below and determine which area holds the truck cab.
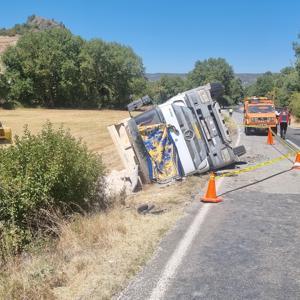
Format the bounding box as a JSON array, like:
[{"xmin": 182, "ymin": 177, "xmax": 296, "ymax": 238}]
[{"xmin": 127, "ymin": 83, "xmax": 245, "ymax": 180}]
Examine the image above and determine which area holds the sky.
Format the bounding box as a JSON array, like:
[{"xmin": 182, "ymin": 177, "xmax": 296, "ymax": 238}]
[{"xmin": 1, "ymin": 0, "xmax": 300, "ymax": 74}]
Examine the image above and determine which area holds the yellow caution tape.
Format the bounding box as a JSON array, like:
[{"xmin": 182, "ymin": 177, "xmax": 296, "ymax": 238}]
[
  {"xmin": 215, "ymin": 151, "xmax": 295, "ymax": 179},
  {"xmin": 215, "ymin": 120, "xmax": 298, "ymax": 179}
]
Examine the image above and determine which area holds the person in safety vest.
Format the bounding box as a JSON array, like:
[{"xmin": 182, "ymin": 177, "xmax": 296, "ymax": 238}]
[
  {"xmin": 279, "ymin": 107, "xmax": 291, "ymax": 139},
  {"xmin": 229, "ymin": 108, "xmax": 233, "ymax": 116}
]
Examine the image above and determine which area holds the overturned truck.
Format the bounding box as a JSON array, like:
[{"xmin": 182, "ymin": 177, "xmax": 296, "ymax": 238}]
[{"xmin": 108, "ymin": 83, "xmax": 245, "ymax": 189}]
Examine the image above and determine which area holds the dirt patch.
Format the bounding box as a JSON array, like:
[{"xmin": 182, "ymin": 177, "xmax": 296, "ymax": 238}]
[
  {"xmin": 0, "ymin": 35, "xmax": 19, "ymax": 54},
  {"xmin": 243, "ymin": 153, "xmax": 269, "ymax": 165}
]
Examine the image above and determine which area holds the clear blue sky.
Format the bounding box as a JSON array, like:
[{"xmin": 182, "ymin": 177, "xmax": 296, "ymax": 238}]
[{"xmin": 1, "ymin": 0, "xmax": 300, "ymax": 73}]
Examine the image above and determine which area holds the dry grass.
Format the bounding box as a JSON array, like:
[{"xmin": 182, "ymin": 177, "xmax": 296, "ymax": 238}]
[
  {"xmin": 0, "ymin": 176, "xmax": 206, "ymax": 300},
  {"xmin": 0, "ymin": 36, "xmax": 19, "ymax": 54},
  {"xmin": 0, "ymin": 108, "xmax": 131, "ymax": 170}
]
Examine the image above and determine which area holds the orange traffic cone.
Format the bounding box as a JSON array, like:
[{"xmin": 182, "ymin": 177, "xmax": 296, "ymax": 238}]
[
  {"xmin": 293, "ymin": 152, "xmax": 300, "ymax": 170},
  {"xmin": 201, "ymin": 173, "xmax": 222, "ymax": 203},
  {"xmin": 267, "ymin": 127, "xmax": 274, "ymax": 145}
]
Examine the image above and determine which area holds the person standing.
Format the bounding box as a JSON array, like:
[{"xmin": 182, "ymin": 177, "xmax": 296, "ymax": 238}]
[{"xmin": 278, "ymin": 107, "xmax": 291, "ymax": 139}]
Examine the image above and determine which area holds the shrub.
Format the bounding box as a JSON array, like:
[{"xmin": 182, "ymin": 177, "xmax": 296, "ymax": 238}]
[
  {"xmin": 289, "ymin": 92, "xmax": 300, "ymax": 120},
  {"xmin": 0, "ymin": 122, "xmax": 106, "ymax": 254},
  {"xmin": 2, "ymin": 100, "xmax": 16, "ymax": 110}
]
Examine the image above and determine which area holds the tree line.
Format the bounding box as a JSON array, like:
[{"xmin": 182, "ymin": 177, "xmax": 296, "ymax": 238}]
[
  {"xmin": 0, "ymin": 28, "xmax": 146, "ymax": 108},
  {"xmin": 245, "ymin": 34, "xmax": 300, "ymax": 119},
  {"xmin": 0, "ymin": 26, "xmax": 244, "ymax": 109},
  {"xmin": 148, "ymin": 58, "xmax": 243, "ymax": 106}
]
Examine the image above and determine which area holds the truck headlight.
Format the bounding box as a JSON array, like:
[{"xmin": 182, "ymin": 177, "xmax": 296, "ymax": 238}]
[{"xmin": 251, "ymin": 117, "xmax": 257, "ymax": 122}]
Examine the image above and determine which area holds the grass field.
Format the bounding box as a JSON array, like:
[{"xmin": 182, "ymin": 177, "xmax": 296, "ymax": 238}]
[{"xmin": 0, "ymin": 108, "xmax": 131, "ymax": 170}]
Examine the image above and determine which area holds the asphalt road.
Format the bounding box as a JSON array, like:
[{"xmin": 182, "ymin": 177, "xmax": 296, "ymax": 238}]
[
  {"xmin": 286, "ymin": 126, "xmax": 300, "ymax": 148},
  {"xmin": 166, "ymin": 191, "xmax": 300, "ymax": 300},
  {"xmin": 118, "ymin": 112, "xmax": 300, "ymax": 300}
]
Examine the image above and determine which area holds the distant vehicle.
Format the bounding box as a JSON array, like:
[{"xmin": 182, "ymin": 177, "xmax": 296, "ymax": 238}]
[{"xmin": 243, "ymin": 97, "xmax": 277, "ymax": 135}]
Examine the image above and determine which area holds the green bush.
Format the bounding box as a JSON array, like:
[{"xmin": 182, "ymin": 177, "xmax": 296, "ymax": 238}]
[
  {"xmin": 289, "ymin": 92, "xmax": 300, "ymax": 120},
  {"xmin": 0, "ymin": 122, "xmax": 106, "ymax": 254},
  {"xmin": 2, "ymin": 100, "xmax": 16, "ymax": 110}
]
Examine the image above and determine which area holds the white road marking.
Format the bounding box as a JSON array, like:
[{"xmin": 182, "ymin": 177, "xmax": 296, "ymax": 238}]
[
  {"xmin": 274, "ymin": 128, "xmax": 299, "ymax": 151},
  {"xmin": 286, "ymin": 139, "xmax": 300, "ymax": 150},
  {"xmin": 149, "ymin": 117, "xmax": 241, "ymax": 300},
  {"xmin": 149, "ymin": 200, "xmax": 213, "ymax": 300}
]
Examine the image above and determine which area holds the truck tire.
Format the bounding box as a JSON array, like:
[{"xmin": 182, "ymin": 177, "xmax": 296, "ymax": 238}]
[{"xmin": 245, "ymin": 127, "xmax": 249, "ymax": 135}]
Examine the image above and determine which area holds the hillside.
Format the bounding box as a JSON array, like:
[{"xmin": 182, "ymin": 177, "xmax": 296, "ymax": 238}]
[
  {"xmin": 0, "ymin": 15, "xmax": 65, "ymax": 72},
  {"xmin": 0, "ymin": 15, "xmax": 64, "ymax": 36},
  {"xmin": 146, "ymin": 73, "xmax": 187, "ymax": 81},
  {"xmin": 236, "ymin": 73, "xmax": 262, "ymax": 86}
]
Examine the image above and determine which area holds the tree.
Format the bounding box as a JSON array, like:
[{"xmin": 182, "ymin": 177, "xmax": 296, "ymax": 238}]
[
  {"xmin": 289, "ymin": 92, "xmax": 300, "ymax": 119},
  {"xmin": 246, "ymin": 68, "xmax": 300, "ymax": 108},
  {"xmin": 274, "ymin": 69, "xmax": 300, "ymax": 107},
  {"xmin": 244, "ymin": 33, "xmax": 300, "ymax": 112},
  {"xmin": 0, "ymin": 29, "xmax": 146, "ymax": 108},
  {"xmin": 79, "ymin": 39, "xmax": 145, "ymax": 108},
  {"xmin": 186, "ymin": 57, "xmax": 243, "ymax": 105},
  {"xmin": 187, "ymin": 58, "xmax": 235, "ymax": 95},
  {"xmin": 253, "ymin": 72, "xmax": 277, "ymax": 96},
  {"xmin": 293, "ymin": 34, "xmax": 300, "ymax": 75},
  {"xmin": 229, "ymin": 78, "xmax": 244, "ymax": 104},
  {"xmin": 1, "ymin": 28, "xmax": 85, "ymax": 107},
  {"xmin": 105, "ymin": 42, "xmax": 145, "ymax": 107},
  {"xmin": 147, "ymin": 75, "xmax": 185, "ymax": 103}
]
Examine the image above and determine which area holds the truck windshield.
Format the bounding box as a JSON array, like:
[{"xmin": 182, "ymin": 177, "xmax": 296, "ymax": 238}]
[{"xmin": 248, "ymin": 105, "xmax": 274, "ymax": 113}]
